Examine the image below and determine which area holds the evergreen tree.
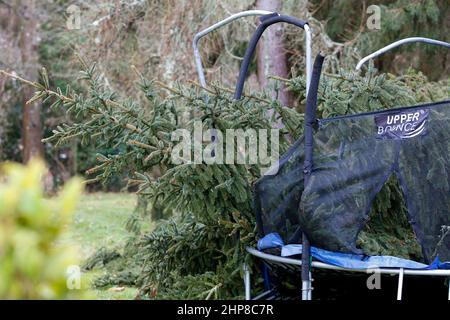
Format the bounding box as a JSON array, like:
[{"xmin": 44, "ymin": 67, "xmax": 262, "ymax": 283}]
[{"xmin": 2, "ymin": 55, "xmax": 448, "ymax": 298}]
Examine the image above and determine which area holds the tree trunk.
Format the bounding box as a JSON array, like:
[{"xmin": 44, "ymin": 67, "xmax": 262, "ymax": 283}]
[
  {"xmin": 22, "ymin": 95, "xmax": 44, "ymax": 163},
  {"xmin": 19, "ymin": 0, "xmax": 44, "ymax": 163},
  {"xmin": 256, "ymin": 0, "xmax": 294, "ymax": 108},
  {"xmin": 17, "ymin": 0, "xmax": 54, "ymax": 191}
]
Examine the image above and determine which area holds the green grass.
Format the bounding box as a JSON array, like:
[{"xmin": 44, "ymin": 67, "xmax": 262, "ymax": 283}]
[
  {"xmin": 56, "ymin": 192, "xmax": 150, "ymax": 300},
  {"xmin": 82, "ymin": 270, "xmax": 139, "ymax": 300}
]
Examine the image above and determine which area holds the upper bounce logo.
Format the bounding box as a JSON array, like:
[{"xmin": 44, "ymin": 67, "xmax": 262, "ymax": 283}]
[
  {"xmin": 171, "ymin": 121, "xmax": 280, "ymax": 175},
  {"xmin": 375, "ymin": 109, "xmax": 429, "ymax": 140}
]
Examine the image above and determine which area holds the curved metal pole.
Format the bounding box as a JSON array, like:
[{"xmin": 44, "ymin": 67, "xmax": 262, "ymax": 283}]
[
  {"xmin": 356, "ymin": 37, "xmax": 450, "ymax": 71},
  {"xmin": 193, "ymin": 11, "xmax": 312, "ymax": 91},
  {"xmin": 193, "ymin": 10, "xmax": 273, "ymax": 88},
  {"xmin": 234, "ymin": 14, "xmax": 309, "ymax": 100}
]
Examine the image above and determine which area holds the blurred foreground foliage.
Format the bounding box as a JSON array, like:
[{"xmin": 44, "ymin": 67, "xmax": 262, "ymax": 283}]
[{"xmin": 0, "ymin": 160, "xmax": 89, "ymax": 299}]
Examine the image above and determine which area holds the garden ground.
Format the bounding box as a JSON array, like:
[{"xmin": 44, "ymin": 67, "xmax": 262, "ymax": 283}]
[{"xmin": 52, "ymin": 192, "xmax": 152, "ymax": 300}]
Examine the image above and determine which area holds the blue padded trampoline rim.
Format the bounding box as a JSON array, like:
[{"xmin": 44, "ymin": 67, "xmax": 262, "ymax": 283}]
[{"xmin": 257, "ymin": 233, "xmax": 450, "ymax": 270}]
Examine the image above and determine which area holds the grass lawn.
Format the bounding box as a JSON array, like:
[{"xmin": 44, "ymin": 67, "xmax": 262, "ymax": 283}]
[{"xmin": 56, "ymin": 192, "xmax": 151, "ymax": 300}]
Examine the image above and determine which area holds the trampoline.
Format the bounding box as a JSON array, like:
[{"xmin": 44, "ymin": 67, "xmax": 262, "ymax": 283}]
[
  {"xmin": 243, "ymin": 33, "xmax": 450, "ymax": 299},
  {"xmin": 192, "ymin": 12, "xmax": 450, "ymax": 300}
]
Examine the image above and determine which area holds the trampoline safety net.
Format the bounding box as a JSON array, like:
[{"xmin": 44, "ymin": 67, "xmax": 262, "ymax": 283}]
[{"xmin": 254, "ymin": 54, "xmax": 450, "ymax": 264}]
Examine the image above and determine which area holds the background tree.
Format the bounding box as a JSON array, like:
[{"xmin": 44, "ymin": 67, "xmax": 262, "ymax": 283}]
[
  {"xmin": 0, "ymin": 0, "xmax": 55, "ymax": 190},
  {"xmin": 0, "ymin": 1, "xmax": 23, "ymax": 160},
  {"xmin": 256, "ymin": 0, "xmax": 295, "ymax": 108},
  {"xmin": 19, "ymin": 0, "xmax": 44, "ymax": 163}
]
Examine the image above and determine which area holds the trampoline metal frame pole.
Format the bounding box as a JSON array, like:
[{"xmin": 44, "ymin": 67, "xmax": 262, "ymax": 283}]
[
  {"xmin": 397, "ymin": 268, "xmax": 404, "ymax": 300},
  {"xmin": 356, "ymin": 37, "xmax": 450, "ymax": 71},
  {"xmin": 302, "ymin": 24, "xmax": 312, "ymax": 300},
  {"xmin": 247, "ymin": 247, "xmax": 450, "ymax": 276},
  {"xmin": 301, "ymin": 54, "xmax": 325, "ymax": 301},
  {"xmin": 448, "ymin": 278, "xmax": 450, "ymax": 301},
  {"xmin": 304, "ymin": 24, "xmax": 312, "ymax": 95},
  {"xmin": 301, "ymin": 238, "xmax": 312, "ymax": 300},
  {"xmin": 243, "ymin": 263, "xmax": 251, "ymax": 300}
]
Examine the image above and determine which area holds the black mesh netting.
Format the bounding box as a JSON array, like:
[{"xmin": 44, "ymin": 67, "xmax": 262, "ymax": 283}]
[{"xmin": 254, "ymin": 98, "xmax": 450, "ymax": 264}]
